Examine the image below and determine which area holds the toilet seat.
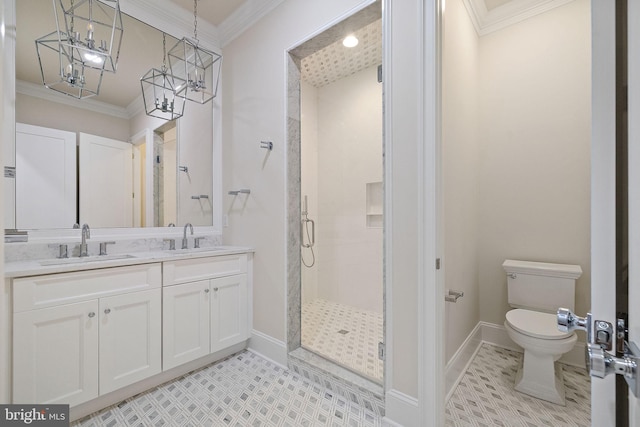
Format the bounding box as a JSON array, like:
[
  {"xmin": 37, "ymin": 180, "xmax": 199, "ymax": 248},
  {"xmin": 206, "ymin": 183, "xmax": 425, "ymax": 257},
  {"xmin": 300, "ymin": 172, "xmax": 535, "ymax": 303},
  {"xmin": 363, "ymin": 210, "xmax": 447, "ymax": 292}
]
[{"xmin": 506, "ymin": 309, "xmax": 573, "ymax": 340}]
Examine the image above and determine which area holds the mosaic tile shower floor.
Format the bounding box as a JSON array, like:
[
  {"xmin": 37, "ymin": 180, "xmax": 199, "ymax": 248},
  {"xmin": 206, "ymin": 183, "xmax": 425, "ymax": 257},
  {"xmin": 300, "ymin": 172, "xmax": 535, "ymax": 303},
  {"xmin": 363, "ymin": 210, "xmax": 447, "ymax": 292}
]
[
  {"xmin": 301, "ymin": 299, "xmax": 383, "ymax": 382},
  {"xmin": 445, "ymin": 344, "xmax": 591, "ymax": 427}
]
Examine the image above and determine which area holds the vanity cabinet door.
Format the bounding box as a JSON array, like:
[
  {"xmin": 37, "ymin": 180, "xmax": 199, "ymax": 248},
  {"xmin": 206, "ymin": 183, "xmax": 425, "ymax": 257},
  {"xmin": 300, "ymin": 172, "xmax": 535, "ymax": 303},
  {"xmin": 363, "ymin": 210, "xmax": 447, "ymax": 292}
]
[
  {"xmin": 162, "ymin": 280, "xmax": 211, "ymax": 371},
  {"xmin": 210, "ymin": 274, "xmax": 248, "ymax": 353},
  {"xmin": 13, "ymin": 300, "xmax": 99, "ymax": 406},
  {"xmin": 99, "ymin": 289, "xmax": 162, "ymax": 394}
]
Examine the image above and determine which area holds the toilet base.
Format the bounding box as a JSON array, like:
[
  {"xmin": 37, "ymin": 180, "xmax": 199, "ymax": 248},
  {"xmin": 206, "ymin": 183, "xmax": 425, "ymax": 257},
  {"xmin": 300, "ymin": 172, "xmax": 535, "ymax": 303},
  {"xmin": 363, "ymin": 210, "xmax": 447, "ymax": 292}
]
[{"xmin": 514, "ymin": 352, "xmax": 566, "ymax": 406}]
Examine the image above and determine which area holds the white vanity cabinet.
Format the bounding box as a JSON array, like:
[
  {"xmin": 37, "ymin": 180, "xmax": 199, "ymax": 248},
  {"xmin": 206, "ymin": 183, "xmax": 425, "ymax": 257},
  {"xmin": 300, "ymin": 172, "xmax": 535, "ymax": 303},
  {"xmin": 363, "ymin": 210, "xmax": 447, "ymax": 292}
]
[
  {"xmin": 12, "ymin": 264, "xmax": 162, "ymax": 406},
  {"xmin": 162, "ymin": 254, "xmax": 249, "ymax": 370}
]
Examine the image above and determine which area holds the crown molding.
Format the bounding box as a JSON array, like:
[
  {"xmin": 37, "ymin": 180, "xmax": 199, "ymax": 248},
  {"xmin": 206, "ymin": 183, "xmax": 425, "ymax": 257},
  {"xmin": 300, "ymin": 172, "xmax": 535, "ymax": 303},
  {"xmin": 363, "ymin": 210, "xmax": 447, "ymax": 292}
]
[
  {"xmin": 126, "ymin": 93, "xmax": 145, "ymax": 118},
  {"xmin": 462, "ymin": 0, "xmax": 575, "ymax": 36},
  {"xmin": 16, "ymin": 80, "xmax": 131, "ymax": 120},
  {"xmin": 120, "ymin": 0, "xmax": 221, "ymax": 50},
  {"xmin": 219, "ymin": 0, "xmax": 285, "ymax": 47}
]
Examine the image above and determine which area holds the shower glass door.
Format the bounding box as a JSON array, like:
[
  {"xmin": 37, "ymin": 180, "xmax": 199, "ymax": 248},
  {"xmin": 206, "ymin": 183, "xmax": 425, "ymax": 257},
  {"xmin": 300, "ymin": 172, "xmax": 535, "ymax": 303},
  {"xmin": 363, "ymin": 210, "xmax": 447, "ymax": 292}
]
[{"xmin": 299, "ymin": 15, "xmax": 384, "ymax": 383}]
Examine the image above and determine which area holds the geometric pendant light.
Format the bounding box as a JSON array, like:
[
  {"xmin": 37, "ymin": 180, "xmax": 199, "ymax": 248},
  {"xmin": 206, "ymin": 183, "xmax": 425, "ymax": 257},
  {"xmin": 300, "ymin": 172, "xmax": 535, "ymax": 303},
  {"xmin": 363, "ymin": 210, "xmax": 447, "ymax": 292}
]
[
  {"xmin": 36, "ymin": 29, "xmax": 105, "ymax": 99},
  {"xmin": 35, "ymin": 0, "xmax": 123, "ymax": 99},
  {"xmin": 57, "ymin": 0, "xmax": 124, "ymax": 73},
  {"xmin": 141, "ymin": 33, "xmax": 186, "ymax": 121},
  {"xmin": 167, "ymin": 0, "xmax": 222, "ymax": 104}
]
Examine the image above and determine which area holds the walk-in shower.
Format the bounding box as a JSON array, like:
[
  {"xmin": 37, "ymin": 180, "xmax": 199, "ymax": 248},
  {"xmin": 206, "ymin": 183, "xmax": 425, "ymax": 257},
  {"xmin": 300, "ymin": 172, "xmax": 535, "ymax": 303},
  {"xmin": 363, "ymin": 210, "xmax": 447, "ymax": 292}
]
[{"xmin": 296, "ymin": 4, "xmax": 384, "ymax": 384}]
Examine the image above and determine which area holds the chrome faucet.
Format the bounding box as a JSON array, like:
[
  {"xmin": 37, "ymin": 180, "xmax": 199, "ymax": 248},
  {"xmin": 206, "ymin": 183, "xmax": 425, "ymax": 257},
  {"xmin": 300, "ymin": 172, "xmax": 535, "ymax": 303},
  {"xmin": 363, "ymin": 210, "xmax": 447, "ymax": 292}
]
[
  {"xmin": 182, "ymin": 223, "xmax": 193, "ymax": 249},
  {"xmin": 80, "ymin": 223, "xmax": 91, "ymax": 257}
]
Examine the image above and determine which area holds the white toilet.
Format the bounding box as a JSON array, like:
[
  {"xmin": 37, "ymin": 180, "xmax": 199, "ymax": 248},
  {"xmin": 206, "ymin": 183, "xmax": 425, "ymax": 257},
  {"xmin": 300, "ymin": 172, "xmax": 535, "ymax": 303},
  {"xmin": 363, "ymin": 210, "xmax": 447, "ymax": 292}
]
[{"xmin": 502, "ymin": 259, "xmax": 582, "ymax": 406}]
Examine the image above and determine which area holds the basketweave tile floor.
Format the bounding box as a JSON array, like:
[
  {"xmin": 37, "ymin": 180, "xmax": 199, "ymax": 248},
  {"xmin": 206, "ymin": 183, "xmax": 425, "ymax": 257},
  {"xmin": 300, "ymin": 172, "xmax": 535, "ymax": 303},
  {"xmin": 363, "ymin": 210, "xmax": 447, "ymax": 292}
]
[
  {"xmin": 71, "ymin": 350, "xmax": 388, "ymax": 427},
  {"xmin": 445, "ymin": 343, "xmax": 591, "ymax": 427},
  {"xmin": 301, "ymin": 299, "xmax": 383, "ymax": 383},
  {"xmin": 70, "ymin": 335, "xmax": 591, "ymax": 426}
]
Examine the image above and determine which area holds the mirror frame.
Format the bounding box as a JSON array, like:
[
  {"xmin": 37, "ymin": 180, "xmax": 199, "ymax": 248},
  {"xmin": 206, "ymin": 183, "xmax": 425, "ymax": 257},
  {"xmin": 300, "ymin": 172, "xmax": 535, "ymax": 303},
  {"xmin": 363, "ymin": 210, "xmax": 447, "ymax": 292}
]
[{"xmin": 3, "ymin": 0, "xmax": 224, "ymax": 240}]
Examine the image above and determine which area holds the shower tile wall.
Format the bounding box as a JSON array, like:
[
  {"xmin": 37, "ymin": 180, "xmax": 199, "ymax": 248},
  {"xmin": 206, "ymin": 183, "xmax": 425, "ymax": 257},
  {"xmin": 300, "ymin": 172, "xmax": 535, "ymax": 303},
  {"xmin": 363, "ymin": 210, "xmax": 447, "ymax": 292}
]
[{"xmin": 301, "ymin": 65, "xmax": 383, "ymax": 314}]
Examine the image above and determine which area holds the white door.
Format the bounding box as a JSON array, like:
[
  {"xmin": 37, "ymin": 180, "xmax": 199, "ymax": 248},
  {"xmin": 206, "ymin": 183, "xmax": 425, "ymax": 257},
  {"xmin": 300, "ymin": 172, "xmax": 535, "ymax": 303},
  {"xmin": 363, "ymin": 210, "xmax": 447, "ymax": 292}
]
[
  {"xmin": 627, "ymin": 1, "xmax": 640, "ymax": 425},
  {"xmin": 99, "ymin": 289, "xmax": 161, "ymax": 394},
  {"xmin": 15, "ymin": 124, "xmax": 76, "ymax": 229},
  {"xmin": 592, "ymin": 1, "xmax": 640, "ymax": 426},
  {"xmin": 12, "ymin": 300, "xmax": 99, "ymax": 406},
  {"xmin": 210, "ymin": 274, "xmax": 248, "ymax": 353},
  {"xmin": 79, "ymin": 133, "xmax": 133, "ymax": 227},
  {"xmin": 162, "ymin": 280, "xmax": 211, "ymax": 370}
]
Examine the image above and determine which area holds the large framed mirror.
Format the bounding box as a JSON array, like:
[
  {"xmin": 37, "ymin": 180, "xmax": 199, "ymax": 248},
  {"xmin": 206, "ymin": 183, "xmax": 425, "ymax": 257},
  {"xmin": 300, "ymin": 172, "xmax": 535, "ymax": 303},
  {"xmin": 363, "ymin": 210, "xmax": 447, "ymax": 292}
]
[{"xmin": 8, "ymin": 1, "xmax": 215, "ymax": 230}]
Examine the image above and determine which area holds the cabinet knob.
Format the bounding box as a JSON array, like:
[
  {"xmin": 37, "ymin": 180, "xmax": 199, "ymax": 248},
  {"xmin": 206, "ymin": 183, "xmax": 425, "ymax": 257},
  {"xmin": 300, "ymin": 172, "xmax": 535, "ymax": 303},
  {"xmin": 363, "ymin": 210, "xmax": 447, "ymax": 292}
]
[
  {"xmin": 104, "ymin": 308, "xmax": 111, "ymax": 314},
  {"xmin": 213, "ymin": 287, "xmax": 219, "ymax": 292},
  {"xmin": 88, "ymin": 312, "xmax": 96, "ymax": 318},
  {"xmin": 204, "ymin": 288, "xmax": 210, "ymax": 293}
]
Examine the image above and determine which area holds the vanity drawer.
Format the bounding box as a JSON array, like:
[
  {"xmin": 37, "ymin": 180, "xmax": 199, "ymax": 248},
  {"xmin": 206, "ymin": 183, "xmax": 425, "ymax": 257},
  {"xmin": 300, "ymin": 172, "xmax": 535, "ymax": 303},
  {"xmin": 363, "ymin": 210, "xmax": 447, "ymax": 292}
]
[
  {"xmin": 13, "ymin": 263, "xmax": 162, "ymax": 312},
  {"xmin": 163, "ymin": 254, "xmax": 247, "ymax": 286}
]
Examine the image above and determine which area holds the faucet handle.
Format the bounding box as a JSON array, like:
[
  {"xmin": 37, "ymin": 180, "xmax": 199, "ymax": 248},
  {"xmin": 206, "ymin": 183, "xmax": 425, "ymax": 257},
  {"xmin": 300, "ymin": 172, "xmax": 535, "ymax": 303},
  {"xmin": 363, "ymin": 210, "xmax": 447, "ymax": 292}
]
[
  {"xmin": 163, "ymin": 238, "xmax": 176, "ymax": 250},
  {"xmin": 99, "ymin": 241, "xmax": 116, "ymax": 256},
  {"xmin": 194, "ymin": 237, "xmax": 205, "ymax": 248},
  {"xmin": 48, "ymin": 243, "xmax": 68, "ymax": 259}
]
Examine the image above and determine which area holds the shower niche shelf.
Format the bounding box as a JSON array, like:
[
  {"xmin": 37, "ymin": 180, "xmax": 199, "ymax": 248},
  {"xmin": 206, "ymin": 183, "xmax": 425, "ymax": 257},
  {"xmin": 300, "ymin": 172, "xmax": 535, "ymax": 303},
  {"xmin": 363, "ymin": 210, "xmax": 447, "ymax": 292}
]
[{"xmin": 366, "ymin": 181, "xmax": 383, "ymax": 228}]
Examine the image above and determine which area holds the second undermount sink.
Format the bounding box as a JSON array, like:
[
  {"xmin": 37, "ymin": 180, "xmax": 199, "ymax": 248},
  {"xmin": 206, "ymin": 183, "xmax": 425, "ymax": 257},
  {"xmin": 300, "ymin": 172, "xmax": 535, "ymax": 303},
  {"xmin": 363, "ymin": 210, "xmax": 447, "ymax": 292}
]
[
  {"xmin": 173, "ymin": 246, "xmax": 230, "ymax": 253},
  {"xmin": 39, "ymin": 253, "xmax": 137, "ymax": 266}
]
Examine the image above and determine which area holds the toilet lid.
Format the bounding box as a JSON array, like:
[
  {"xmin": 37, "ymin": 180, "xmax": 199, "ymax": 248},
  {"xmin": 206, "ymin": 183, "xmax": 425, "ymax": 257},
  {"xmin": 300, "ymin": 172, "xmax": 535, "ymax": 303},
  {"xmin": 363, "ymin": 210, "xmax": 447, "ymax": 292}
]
[{"xmin": 506, "ymin": 309, "xmax": 573, "ymax": 340}]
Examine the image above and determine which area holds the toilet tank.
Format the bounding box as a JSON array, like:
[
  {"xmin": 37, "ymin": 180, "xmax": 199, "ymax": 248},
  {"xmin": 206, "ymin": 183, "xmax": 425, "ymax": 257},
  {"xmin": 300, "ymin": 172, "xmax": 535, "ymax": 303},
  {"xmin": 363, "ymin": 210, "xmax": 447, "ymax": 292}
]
[{"xmin": 503, "ymin": 260, "xmax": 582, "ymax": 313}]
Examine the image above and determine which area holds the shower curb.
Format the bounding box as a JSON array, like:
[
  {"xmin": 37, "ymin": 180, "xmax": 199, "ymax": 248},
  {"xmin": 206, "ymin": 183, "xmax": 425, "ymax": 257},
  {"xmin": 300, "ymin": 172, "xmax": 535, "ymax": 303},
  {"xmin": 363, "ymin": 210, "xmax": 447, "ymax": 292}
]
[{"xmin": 288, "ymin": 347, "xmax": 385, "ymax": 417}]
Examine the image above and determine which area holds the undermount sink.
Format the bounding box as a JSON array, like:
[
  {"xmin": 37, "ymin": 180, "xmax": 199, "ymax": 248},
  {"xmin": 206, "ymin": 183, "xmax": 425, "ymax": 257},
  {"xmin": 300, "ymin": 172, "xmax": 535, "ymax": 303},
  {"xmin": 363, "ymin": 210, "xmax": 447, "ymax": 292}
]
[
  {"xmin": 172, "ymin": 246, "xmax": 230, "ymax": 253},
  {"xmin": 39, "ymin": 253, "xmax": 137, "ymax": 266}
]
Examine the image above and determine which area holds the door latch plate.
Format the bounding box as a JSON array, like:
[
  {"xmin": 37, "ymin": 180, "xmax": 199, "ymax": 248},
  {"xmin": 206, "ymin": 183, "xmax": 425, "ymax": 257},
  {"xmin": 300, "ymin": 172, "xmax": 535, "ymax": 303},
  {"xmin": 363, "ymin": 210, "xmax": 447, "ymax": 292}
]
[{"xmin": 594, "ymin": 320, "xmax": 614, "ymax": 350}]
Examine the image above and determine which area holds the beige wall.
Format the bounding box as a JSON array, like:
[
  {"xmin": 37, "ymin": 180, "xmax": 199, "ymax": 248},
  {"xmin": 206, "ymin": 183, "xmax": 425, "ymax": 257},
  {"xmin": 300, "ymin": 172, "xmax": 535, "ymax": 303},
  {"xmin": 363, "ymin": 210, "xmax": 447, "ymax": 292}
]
[
  {"xmin": 476, "ymin": 1, "xmax": 592, "ymax": 325},
  {"xmin": 16, "ymin": 93, "xmax": 130, "ymax": 142},
  {"xmin": 442, "ymin": 0, "xmax": 591, "ymax": 362},
  {"xmin": 442, "ymin": 0, "xmax": 481, "ymax": 362}
]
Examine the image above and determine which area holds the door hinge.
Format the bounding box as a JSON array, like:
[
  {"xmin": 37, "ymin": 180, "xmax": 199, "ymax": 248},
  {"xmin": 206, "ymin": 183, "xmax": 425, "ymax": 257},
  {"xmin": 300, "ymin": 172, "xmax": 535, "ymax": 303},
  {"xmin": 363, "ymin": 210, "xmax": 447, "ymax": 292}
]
[
  {"xmin": 4, "ymin": 166, "xmax": 15, "ymax": 178},
  {"xmin": 557, "ymin": 309, "xmax": 640, "ymax": 397},
  {"xmin": 378, "ymin": 342, "xmax": 385, "ymax": 360},
  {"xmin": 436, "ymin": 258, "xmax": 441, "ymax": 270}
]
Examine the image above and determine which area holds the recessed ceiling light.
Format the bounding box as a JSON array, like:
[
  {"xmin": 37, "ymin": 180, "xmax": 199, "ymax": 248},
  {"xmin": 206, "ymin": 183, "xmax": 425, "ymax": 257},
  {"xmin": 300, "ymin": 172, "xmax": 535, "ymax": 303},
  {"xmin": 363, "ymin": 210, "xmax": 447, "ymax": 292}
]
[{"xmin": 342, "ymin": 35, "xmax": 358, "ymax": 48}]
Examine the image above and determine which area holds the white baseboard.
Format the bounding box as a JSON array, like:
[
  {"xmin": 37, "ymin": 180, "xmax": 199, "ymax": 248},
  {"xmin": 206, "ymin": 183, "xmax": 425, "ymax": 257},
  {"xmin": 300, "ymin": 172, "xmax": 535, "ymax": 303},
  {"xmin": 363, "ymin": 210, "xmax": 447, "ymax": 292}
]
[
  {"xmin": 479, "ymin": 321, "xmax": 521, "ymax": 351},
  {"xmin": 248, "ymin": 329, "xmax": 288, "ymax": 368},
  {"xmin": 384, "ymin": 389, "xmax": 419, "ymax": 427},
  {"xmin": 445, "ymin": 322, "xmax": 482, "ymax": 401}
]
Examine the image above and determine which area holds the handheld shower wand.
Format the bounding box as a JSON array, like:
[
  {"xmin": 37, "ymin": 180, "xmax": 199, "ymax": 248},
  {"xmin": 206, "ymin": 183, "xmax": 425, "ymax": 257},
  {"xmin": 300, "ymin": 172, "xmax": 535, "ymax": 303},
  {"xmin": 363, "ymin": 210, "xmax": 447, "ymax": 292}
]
[{"xmin": 301, "ymin": 195, "xmax": 315, "ymax": 267}]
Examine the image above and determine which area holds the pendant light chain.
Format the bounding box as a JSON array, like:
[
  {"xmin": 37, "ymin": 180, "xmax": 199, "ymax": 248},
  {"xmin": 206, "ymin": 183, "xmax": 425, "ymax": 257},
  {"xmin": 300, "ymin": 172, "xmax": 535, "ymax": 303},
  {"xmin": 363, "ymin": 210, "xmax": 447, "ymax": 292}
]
[
  {"xmin": 193, "ymin": 0, "xmax": 198, "ymax": 43},
  {"xmin": 70, "ymin": 0, "xmax": 74, "ymax": 33},
  {"xmin": 162, "ymin": 32, "xmax": 167, "ymax": 71}
]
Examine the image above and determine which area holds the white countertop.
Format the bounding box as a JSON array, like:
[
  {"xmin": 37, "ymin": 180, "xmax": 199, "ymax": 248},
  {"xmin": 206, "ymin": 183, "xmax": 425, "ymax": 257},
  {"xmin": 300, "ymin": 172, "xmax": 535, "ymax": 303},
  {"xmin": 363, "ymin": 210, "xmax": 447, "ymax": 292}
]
[{"xmin": 4, "ymin": 246, "xmax": 254, "ymax": 278}]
